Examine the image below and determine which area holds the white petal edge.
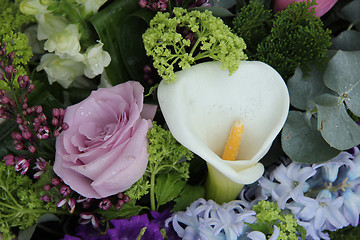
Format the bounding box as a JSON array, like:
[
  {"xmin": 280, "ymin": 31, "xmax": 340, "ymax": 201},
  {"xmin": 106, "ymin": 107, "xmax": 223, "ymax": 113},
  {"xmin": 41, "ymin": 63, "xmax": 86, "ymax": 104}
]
[{"xmin": 158, "ymin": 61, "xmax": 289, "ymax": 185}]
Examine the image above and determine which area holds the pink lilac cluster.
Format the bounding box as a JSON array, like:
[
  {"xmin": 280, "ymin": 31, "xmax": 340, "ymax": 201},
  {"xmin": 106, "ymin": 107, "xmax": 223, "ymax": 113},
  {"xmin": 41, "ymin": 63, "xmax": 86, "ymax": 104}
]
[
  {"xmin": 139, "ymin": 0, "xmax": 210, "ymax": 12},
  {"xmin": 241, "ymin": 148, "xmax": 360, "ymax": 240},
  {"xmin": 41, "ymin": 174, "xmax": 131, "ymax": 225},
  {"xmin": 0, "ymin": 41, "xmax": 70, "ymax": 178},
  {"xmin": 139, "ymin": 0, "xmax": 169, "ymax": 12},
  {"xmin": 175, "ymin": 0, "xmax": 211, "ymax": 8}
]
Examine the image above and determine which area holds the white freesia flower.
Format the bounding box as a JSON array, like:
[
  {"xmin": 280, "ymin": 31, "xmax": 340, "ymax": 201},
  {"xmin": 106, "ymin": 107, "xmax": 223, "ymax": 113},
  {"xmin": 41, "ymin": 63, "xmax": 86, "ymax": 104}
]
[
  {"xmin": 36, "ymin": 14, "xmax": 69, "ymax": 41},
  {"xmin": 19, "ymin": 0, "xmax": 49, "ymax": 15},
  {"xmin": 76, "ymin": 0, "xmax": 108, "ymax": 16},
  {"xmin": 158, "ymin": 61, "xmax": 289, "ymax": 203},
  {"xmin": 37, "ymin": 53, "xmax": 84, "ymax": 88},
  {"xmin": 44, "ymin": 24, "xmax": 83, "ymax": 61},
  {"xmin": 83, "ymin": 41, "xmax": 111, "ymax": 78}
]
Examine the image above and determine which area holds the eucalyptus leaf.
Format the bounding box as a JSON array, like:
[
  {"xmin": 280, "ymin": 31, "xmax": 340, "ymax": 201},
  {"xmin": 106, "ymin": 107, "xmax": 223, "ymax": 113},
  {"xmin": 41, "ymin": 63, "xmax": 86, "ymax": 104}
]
[
  {"xmin": 332, "ymin": 30, "xmax": 360, "ymax": 51},
  {"xmin": 323, "ymin": 50, "xmax": 360, "ymax": 116},
  {"xmin": 118, "ymin": 9, "xmax": 155, "ymax": 87},
  {"xmin": 340, "ymin": 0, "xmax": 360, "ymax": 29},
  {"xmin": 316, "ymin": 94, "xmax": 360, "ymax": 150},
  {"xmin": 281, "ymin": 111, "xmax": 340, "ymax": 163},
  {"xmin": 211, "ymin": 0, "xmax": 236, "ymax": 8},
  {"xmin": 287, "ymin": 67, "xmax": 329, "ymax": 111},
  {"xmin": 191, "ymin": 6, "xmax": 235, "ymax": 17},
  {"xmin": 89, "ymin": 0, "xmax": 140, "ymax": 85}
]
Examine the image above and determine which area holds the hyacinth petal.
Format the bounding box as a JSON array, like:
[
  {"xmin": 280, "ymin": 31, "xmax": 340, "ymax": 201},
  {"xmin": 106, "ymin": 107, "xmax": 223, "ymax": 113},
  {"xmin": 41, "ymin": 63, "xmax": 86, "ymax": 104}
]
[
  {"xmin": 158, "ymin": 61, "xmax": 289, "ymax": 202},
  {"xmin": 247, "ymin": 231, "xmax": 266, "ymax": 240},
  {"xmin": 343, "ymin": 189, "xmax": 360, "ymax": 226}
]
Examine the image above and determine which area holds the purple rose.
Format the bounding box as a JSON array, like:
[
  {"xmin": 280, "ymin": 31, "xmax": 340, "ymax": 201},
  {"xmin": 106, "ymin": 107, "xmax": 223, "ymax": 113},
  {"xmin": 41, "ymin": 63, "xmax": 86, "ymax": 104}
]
[{"xmin": 54, "ymin": 81, "xmax": 156, "ymax": 198}]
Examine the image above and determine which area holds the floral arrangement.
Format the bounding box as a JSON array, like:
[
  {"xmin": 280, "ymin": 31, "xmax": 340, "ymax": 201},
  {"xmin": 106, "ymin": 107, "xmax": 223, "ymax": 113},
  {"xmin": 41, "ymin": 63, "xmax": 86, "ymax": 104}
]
[{"xmin": 1, "ymin": 0, "xmax": 360, "ymax": 239}]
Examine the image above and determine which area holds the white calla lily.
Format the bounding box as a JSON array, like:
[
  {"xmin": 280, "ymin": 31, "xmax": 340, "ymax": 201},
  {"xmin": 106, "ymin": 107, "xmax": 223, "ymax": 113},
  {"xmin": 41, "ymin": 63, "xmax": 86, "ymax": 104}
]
[{"xmin": 158, "ymin": 61, "xmax": 289, "ymax": 203}]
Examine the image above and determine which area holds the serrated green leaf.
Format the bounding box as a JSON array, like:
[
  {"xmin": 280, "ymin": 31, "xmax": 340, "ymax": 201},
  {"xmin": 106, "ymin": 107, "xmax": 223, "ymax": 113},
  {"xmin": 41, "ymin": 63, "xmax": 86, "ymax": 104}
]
[
  {"xmin": 173, "ymin": 184, "xmax": 205, "ymax": 212},
  {"xmin": 155, "ymin": 174, "xmax": 186, "ymax": 208},
  {"xmin": 332, "ymin": 30, "xmax": 360, "ymax": 51},
  {"xmin": 89, "ymin": 0, "xmax": 139, "ymax": 85},
  {"xmin": 287, "ymin": 67, "xmax": 330, "ymax": 111},
  {"xmin": 99, "ymin": 201, "xmax": 146, "ymax": 221},
  {"xmin": 316, "ymin": 93, "xmax": 360, "ymax": 150},
  {"xmin": 281, "ymin": 111, "xmax": 340, "ymax": 163},
  {"xmin": 340, "ymin": 0, "xmax": 360, "ymax": 30},
  {"xmin": 324, "ymin": 50, "xmax": 360, "ymax": 116}
]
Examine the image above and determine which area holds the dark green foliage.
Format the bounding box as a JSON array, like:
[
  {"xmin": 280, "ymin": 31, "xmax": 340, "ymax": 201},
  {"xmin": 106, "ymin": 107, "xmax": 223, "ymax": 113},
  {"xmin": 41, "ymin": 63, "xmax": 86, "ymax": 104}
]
[
  {"xmin": 233, "ymin": 0, "xmax": 332, "ymax": 80},
  {"xmin": 255, "ymin": 1, "xmax": 331, "ymax": 79},
  {"xmin": 232, "ymin": 0, "xmax": 272, "ymax": 56},
  {"xmin": 328, "ymin": 225, "xmax": 360, "ymax": 240}
]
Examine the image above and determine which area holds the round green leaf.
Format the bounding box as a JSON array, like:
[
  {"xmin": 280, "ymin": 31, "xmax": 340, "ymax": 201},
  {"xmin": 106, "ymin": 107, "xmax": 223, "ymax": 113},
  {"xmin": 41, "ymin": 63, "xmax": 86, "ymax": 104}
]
[
  {"xmin": 287, "ymin": 67, "xmax": 328, "ymax": 111},
  {"xmin": 281, "ymin": 111, "xmax": 340, "ymax": 163},
  {"xmin": 324, "ymin": 50, "xmax": 360, "ymax": 116},
  {"xmin": 316, "ymin": 93, "xmax": 360, "ymax": 150},
  {"xmin": 211, "ymin": 0, "xmax": 236, "ymax": 8},
  {"xmin": 332, "ymin": 30, "xmax": 360, "ymax": 51},
  {"xmin": 340, "ymin": 0, "xmax": 360, "ymax": 30}
]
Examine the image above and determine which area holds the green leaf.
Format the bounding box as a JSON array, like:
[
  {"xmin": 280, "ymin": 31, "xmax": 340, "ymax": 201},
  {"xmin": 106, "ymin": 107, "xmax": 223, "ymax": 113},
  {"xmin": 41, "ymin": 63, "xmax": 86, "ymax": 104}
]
[
  {"xmin": 89, "ymin": 0, "xmax": 140, "ymax": 85},
  {"xmin": 211, "ymin": 0, "xmax": 236, "ymax": 8},
  {"xmin": 155, "ymin": 173, "xmax": 186, "ymax": 208},
  {"xmin": 340, "ymin": 0, "xmax": 360, "ymax": 30},
  {"xmin": 316, "ymin": 93, "xmax": 360, "ymax": 150},
  {"xmin": 323, "ymin": 50, "xmax": 360, "ymax": 116},
  {"xmin": 332, "ymin": 30, "xmax": 360, "ymax": 51},
  {"xmin": 173, "ymin": 184, "xmax": 205, "ymax": 211},
  {"xmin": 99, "ymin": 201, "xmax": 146, "ymax": 221},
  {"xmin": 287, "ymin": 67, "xmax": 331, "ymax": 111},
  {"xmin": 18, "ymin": 214, "xmax": 60, "ymax": 240},
  {"xmin": 0, "ymin": 120, "xmax": 17, "ymax": 155},
  {"xmin": 281, "ymin": 111, "xmax": 340, "ymax": 163},
  {"xmin": 118, "ymin": 9, "xmax": 155, "ymax": 87}
]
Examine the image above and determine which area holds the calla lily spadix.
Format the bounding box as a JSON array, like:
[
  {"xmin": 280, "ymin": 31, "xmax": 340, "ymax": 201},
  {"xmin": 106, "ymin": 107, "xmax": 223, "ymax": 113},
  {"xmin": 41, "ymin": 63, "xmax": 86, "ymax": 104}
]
[{"xmin": 157, "ymin": 61, "xmax": 290, "ymax": 203}]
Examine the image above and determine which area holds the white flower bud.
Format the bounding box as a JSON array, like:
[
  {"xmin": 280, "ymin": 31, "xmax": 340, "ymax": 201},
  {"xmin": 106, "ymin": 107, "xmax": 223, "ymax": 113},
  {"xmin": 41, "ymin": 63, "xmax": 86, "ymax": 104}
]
[
  {"xmin": 37, "ymin": 53, "xmax": 84, "ymax": 88},
  {"xmin": 36, "ymin": 14, "xmax": 69, "ymax": 41},
  {"xmin": 83, "ymin": 41, "xmax": 111, "ymax": 78},
  {"xmin": 20, "ymin": 0, "xmax": 49, "ymax": 15},
  {"xmin": 44, "ymin": 24, "xmax": 83, "ymax": 61},
  {"xmin": 75, "ymin": 0, "xmax": 108, "ymax": 16}
]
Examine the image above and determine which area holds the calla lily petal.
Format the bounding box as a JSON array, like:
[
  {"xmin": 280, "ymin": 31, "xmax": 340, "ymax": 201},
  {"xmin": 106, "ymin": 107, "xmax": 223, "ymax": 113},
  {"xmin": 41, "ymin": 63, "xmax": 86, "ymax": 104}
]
[{"xmin": 158, "ymin": 61, "xmax": 289, "ymax": 203}]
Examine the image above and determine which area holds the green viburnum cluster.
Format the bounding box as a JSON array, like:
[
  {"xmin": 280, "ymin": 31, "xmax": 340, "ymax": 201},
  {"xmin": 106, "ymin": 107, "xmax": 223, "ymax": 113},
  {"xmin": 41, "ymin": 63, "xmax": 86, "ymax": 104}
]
[
  {"xmin": 0, "ymin": 164, "xmax": 58, "ymax": 240},
  {"xmin": 250, "ymin": 200, "xmax": 306, "ymax": 240},
  {"xmin": 233, "ymin": 0, "xmax": 331, "ymax": 79},
  {"xmin": 143, "ymin": 7, "xmax": 247, "ymax": 83},
  {"xmin": 125, "ymin": 122, "xmax": 194, "ymax": 211},
  {"xmin": 0, "ymin": 0, "xmax": 34, "ymax": 90}
]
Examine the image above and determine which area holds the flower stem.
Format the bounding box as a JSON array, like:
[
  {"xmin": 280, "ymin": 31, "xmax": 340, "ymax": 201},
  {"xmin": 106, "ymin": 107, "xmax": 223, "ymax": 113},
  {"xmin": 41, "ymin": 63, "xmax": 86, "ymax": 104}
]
[
  {"xmin": 150, "ymin": 170, "xmax": 157, "ymax": 211},
  {"xmin": 205, "ymin": 163, "xmax": 244, "ymax": 204}
]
